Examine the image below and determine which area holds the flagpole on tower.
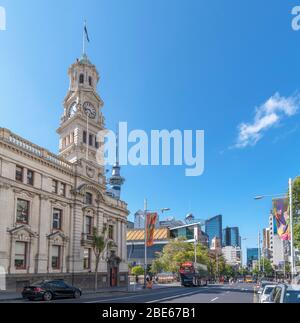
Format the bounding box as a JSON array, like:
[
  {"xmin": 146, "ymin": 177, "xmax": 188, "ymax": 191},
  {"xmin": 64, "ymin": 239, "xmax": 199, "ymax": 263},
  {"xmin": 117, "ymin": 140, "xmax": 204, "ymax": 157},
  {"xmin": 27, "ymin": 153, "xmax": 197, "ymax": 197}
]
[
  {"xmin": 83, "ymin": 20, "xmax": 86, "ymax": 56},
  {"xmin": 83, "ymin": 20, "xmax": 90, "ymax": 56}
]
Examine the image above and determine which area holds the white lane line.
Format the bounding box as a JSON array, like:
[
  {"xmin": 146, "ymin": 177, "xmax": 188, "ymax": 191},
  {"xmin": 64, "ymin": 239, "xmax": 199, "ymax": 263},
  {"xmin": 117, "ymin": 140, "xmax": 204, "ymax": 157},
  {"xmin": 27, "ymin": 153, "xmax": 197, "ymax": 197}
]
[
  {"xmin": 147, "ymin": 291, "xmax": 202, "ymax": 304},
  {"xmin": 85, "ymin": 294, "xmax": 145, "ymax": 303},
  {"xmin": 210, "ymin": 297, "xmax": 219, "ymax": 302},
  {"xmin": 85, "ymin": 288, "xmax": 186, "ymax": 304}
]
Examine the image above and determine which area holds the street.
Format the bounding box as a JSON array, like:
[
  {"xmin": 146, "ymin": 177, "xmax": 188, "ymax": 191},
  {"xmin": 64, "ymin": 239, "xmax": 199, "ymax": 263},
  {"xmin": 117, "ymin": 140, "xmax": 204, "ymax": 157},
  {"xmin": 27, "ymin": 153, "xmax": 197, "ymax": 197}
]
[{"xmin": 11, "ymin": 283, "xmax": 255, "ymax": 304}]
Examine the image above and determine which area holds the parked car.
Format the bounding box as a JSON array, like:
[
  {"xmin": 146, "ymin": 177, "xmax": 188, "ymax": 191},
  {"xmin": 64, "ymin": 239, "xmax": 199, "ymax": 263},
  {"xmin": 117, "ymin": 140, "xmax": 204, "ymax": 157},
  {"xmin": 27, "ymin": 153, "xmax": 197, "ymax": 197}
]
[
  {"xmin": 256, "ymin": 280, "xmax": 276, "ymax": 295},
  {"xmin": 268, "ymin": 284, "xmax": 300, "ymax": 303},
  {"xmin": 259, "ymin": 285, "xmax": 277, "ymax": 303},
  {"xmin": 22, "ymin": 280, "xmax": 82, "ymax": 301}
]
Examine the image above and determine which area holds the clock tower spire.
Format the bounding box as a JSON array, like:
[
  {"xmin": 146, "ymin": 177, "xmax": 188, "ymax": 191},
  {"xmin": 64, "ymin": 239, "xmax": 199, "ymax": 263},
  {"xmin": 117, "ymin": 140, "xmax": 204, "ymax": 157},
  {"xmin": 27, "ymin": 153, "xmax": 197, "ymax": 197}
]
[{"xmin": 57, "ymin": 54, "xmax": 105, "ymax": 164}]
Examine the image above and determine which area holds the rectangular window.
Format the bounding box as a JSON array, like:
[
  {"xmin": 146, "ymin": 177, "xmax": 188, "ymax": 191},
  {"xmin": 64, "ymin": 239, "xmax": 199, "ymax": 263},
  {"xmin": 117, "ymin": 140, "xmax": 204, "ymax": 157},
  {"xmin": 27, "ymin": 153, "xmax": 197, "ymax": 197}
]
[
  {"xmin": 89, "ymin": 134, "xmax": 93, "ymax": 146},
  {"xmin": 85, "ymin": 216, "xmax": 93, "ymax": 235},
  {"xmin": 52, "ymin": 245, "xmax": 61, "ymax": 269},
  {"xmin": 52, "ymin": 180, "xmax": 58, "ymax": 194},
  {"xmin": 83, "ymin": 248, "xmax": 91, "ymax": 270},
  {"xmin": 95, "ymin": 141, "xmax": 99, "ymax": 149},
  {"xmin": 83, "ymin": 131, "xmax": 87, "ymax": 144},
  {"xmin": 16, "ymin": 199, "xmax": 30, "ymax": 224},
  {"xmin": 108, "ymin": 225, "xmax": 114, "ymax": 240},
  {"xmin": 16, "ymin": 166, "xmax": 23, "ymax": 182},
  {"xmin": 60, "ymin": 183, "xmax": 66, "ymax": 197},
  {"xmin": 53, "ymin": 209, "xmax": 62, "ymax": 230},
  {"xmin": 85, "ymin": 193, "xmax": 93, "ymax": 205},
  {"xmin": 15, "ymin": 242, "xmax": 27, "ymax": 270},
  {"xmin": 27, "ymin": 170, "xmax": 34, "ymax": 186}
]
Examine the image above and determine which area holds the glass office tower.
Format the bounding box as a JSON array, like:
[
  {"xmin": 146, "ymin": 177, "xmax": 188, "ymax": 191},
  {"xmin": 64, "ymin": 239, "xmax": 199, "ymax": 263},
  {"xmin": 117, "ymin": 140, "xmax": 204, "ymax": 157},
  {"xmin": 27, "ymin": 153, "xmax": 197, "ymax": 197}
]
[
  {"xmin": 205, "ymin": 215, "xmax": 222, "ymax": 248},
  {"xmin": 222, "ymin": 227, "xmax": 240, "ymax": 247}
]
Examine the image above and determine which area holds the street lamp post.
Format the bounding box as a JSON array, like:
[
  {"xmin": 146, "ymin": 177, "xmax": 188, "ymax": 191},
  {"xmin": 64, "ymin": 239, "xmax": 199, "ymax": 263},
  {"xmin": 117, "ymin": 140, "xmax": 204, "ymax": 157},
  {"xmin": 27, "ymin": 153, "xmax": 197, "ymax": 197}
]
[{"xmin": 254, "ymin": 177, "xmax": 296, "ymax": 281}]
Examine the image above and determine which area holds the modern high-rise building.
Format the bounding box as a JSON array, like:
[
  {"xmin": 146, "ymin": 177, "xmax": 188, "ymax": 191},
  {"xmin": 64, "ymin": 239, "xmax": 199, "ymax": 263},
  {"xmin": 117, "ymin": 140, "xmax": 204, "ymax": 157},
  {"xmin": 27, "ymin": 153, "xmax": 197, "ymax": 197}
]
[
  {"xmin": 247, "ymin": 248, "xmax": 259, "ymax": 269},
  {"xmin": 134, "ymin": 210, "xmax": 145, "ymax": 229},
  {"xmin": 205, "ymin": 215, "xmax": 222, "ymax": 247},
  {"xmin": 222, "ymin": 246, "xmax": 242, "ymax": 267},
  {"xmin": 269, "ymin": 212, "xmax": 289, "ymax": 267},
  {"xmin": 222, "ymin": 227, "xmax": 240, "ymax": 247}
]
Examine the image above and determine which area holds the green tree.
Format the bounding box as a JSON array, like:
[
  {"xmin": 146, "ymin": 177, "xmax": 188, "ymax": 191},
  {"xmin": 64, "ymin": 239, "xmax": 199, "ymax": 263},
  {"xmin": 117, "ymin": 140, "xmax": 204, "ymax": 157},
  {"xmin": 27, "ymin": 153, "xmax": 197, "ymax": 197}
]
[
  {"xmin": 92, "ymin": 226, "xmax": 112, "ymax": 291},
  {"xmin": 150, "ymin": 256, "xmax": 164, "ymax": 274},
  {"xmin": 131, "ymin": 265, "xmax": 144, "ymax": 276},
  {"xmin": 237, "ymin": 267, "xmax": 249, "ymax": 277},
  {"xmin": 291, "ymin": 177, "xmax": 300, "ymax": 249},
  {"xmin": 221, "ymin": 265, "xmax": 235, "ymax": 279},
  {"xmin": 253, "ymin": 258, "xmax": 274, "ymax": 277},
  {"xmin": 150, "ymin": 238, "xmax": 222, "ymax": 279}
]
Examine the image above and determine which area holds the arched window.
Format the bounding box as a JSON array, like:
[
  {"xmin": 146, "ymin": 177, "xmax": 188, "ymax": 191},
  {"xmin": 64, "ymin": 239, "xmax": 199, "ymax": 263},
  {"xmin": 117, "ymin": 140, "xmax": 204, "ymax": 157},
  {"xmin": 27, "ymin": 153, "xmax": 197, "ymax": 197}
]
[
  {"xmin": 89, "ymin": 76, "xmax": 93, "ymax": 87},
  {"xmin": 79, "ymin": 74, "xmax": 84, "ymax": 84}
]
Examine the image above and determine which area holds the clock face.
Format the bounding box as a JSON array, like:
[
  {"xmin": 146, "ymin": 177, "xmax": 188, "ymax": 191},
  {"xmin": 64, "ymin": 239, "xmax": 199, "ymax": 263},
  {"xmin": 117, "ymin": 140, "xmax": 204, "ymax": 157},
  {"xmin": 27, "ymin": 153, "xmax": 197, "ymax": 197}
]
[
  {"xmin": 83, "ymin": 102, "xmax": 96, "ymax": 119},
  {"xmin": 68, "ymin": 102, "xmax": 77, "ymax": 117}
]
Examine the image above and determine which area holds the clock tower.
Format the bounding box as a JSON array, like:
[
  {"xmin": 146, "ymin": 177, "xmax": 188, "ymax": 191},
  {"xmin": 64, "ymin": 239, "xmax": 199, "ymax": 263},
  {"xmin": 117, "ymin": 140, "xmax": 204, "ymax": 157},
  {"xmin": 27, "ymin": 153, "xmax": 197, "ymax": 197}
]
[{"xmin": 57, "ymin": 54, "xmax": 105, "ymax": 165}]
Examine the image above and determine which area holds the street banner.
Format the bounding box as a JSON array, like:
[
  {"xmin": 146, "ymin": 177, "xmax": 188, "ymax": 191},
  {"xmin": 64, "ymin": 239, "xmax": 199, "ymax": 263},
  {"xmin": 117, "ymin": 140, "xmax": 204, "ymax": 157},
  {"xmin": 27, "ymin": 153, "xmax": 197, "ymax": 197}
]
[
  {"xmin": 146, "ymin": 213, "xmax": 158, "ymax": 247},
  {"xmin": 273, "ymin": 198, "xmax": 290, "ymax": 241}
]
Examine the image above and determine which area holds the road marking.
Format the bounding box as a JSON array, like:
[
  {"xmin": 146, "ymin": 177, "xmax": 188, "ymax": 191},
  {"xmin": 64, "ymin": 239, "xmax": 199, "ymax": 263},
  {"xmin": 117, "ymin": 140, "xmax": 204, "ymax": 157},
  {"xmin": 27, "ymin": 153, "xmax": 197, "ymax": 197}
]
[
  {"xmin": 84, "ymin": 288, "xmax": 186, "ymax": 304},
  {"xmin": 147, "ymin": 291, "xmax": 203, "ymax": 304},
  {"xmin": 210, "ymin": 297, "xmax": 219, "ymax": 302},
  {"xmin": 85, "ymin": 294, "xmax": 146, "ymax": 303}
]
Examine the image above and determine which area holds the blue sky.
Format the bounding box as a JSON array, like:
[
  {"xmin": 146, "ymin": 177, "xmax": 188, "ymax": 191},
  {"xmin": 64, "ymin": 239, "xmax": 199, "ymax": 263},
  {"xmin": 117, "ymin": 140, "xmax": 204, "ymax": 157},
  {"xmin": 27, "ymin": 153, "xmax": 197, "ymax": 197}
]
[{"xmin": 1, "ymin": 0, "xmax": 300, "ymax": 260}]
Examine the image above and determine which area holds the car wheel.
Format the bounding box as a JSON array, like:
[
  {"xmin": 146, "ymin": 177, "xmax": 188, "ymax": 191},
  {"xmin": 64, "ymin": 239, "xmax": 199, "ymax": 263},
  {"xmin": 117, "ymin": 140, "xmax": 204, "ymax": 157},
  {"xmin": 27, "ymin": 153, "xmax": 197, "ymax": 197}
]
[
  {"xmin": 43, "ymin": 292, "xmax": 53, "ymax": 302},
  {"xmin": 73, "ymin": 290, "xmax": 81, "ymax": 299}
]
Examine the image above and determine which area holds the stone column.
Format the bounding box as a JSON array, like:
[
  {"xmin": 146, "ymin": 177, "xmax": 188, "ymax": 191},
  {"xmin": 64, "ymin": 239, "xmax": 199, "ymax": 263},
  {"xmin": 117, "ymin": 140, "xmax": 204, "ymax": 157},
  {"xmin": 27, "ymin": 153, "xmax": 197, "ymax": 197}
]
[
  {"xmin": 36, "ymin": 195, "xmax": 50, "ymax": 273},
  {"xmin": 71, "ymin": 194, "xmax": 84, "ymax": 273},
  {"xmin": 0, "ymin": 183, "xmax": 12, "ymax": 273},
  {"xmin": 122, "ymin": 220, "xmax": 127, "ymax": 262}
]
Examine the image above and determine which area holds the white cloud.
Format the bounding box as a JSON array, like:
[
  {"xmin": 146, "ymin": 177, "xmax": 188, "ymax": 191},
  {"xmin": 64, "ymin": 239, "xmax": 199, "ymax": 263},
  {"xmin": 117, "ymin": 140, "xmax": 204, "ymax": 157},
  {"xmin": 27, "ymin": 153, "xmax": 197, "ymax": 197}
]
[{"xmin": 234, "ymin": 92, "xmax": 300, "ymax": 148}]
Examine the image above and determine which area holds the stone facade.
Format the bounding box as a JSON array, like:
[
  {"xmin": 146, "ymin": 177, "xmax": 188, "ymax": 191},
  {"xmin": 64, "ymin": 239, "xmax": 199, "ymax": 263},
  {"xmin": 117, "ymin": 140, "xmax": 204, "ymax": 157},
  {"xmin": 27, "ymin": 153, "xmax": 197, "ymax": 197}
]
[{"xmin": 0, "ymin": 55, "xmax": 129, "ymax": 291}]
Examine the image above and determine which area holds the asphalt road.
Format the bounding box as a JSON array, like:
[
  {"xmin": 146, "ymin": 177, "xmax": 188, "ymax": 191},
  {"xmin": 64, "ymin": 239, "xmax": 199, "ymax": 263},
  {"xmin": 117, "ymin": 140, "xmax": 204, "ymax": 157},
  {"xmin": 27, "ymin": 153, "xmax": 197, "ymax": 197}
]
[{"xmin": 16, "ymin": 283, "xmax": 255, "ymax": 304}]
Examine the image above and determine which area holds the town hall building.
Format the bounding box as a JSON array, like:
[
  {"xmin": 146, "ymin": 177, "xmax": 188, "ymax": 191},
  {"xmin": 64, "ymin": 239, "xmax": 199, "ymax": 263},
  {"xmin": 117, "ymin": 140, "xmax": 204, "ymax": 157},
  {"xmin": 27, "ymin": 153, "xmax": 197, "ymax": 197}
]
[{"xmin": 0, "ymin": 53, "xmax": 129, "ymax": 291}]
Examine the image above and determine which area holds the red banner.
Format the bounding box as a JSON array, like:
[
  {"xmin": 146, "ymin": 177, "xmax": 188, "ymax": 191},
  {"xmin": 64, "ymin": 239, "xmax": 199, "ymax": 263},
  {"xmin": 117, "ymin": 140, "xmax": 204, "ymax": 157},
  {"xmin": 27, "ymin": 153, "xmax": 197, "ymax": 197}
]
[{"xmin": 146, "ymin": 213, "xmax": 158, "ymax": 247}]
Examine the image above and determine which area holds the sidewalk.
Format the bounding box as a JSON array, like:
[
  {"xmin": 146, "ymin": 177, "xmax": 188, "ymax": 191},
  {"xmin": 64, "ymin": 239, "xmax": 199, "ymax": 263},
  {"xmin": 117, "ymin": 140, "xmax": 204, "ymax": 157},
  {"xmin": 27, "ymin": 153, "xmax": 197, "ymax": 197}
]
[{"xmin": 0, "ymin": 282, "xmax": 181, "ymax": 302}]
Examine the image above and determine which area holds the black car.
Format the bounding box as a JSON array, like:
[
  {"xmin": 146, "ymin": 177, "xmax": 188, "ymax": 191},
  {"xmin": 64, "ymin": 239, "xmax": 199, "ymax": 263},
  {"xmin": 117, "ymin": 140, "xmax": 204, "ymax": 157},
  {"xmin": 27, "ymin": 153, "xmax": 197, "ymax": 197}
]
[{"xmin": 22, "ymin": 280, "xmax": 82, "ymax": 301}]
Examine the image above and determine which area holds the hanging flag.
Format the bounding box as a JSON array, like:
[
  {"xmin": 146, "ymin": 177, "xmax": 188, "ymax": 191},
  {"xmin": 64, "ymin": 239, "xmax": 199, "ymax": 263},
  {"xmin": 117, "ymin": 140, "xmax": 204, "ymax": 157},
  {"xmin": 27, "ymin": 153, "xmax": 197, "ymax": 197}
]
[
  {"xmin": 146, "ymin": 213, "xmax": 158, "ymax": 247},
  {"xmin": 273, "ymin": 198, "xmax": 290, "ymax": 241},
  {"xmin": 84, "ymin": 22, "xmax": 90, "ymax": 43}
]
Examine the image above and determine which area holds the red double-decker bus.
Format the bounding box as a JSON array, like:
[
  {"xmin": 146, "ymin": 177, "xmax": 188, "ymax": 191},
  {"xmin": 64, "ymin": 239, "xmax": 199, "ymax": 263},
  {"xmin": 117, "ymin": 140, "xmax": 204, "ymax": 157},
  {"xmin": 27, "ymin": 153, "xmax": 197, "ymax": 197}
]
[{"xmin": 179, "ymin": 262, "xmax": 209, "ymax": 287}]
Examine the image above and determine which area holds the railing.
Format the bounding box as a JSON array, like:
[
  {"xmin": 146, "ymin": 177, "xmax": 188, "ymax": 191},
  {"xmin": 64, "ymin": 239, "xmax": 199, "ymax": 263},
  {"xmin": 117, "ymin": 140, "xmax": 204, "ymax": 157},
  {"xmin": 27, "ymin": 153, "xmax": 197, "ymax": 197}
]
[
  {"xmin": 0, "ymin": 128, "xmax": 73, "ymax": 172},
  {"xmin": 46, "ymin": 153, "xmax": 72, "ymax": 170},
  {"xmin": 106, "ymin": 195, "xmax": 127, "ymax": 209},
  {"xmin": 9, "ymin": 133, "xmax": 43, "ymax": 157}
]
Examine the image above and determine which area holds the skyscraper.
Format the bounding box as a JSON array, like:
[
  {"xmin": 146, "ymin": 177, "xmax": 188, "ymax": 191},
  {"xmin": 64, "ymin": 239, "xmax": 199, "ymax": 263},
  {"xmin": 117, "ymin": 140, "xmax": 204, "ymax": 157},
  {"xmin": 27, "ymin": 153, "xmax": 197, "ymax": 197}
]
[
  {"xmin": 222, "ymin": 227, "xmax": 240, "ymax": 247},
  {"xmin": 205, "ymin": 215, "xmax": 222, "ymax": 247},
  {"xmin": 247, "ymin": 248, "xmax": 259, "ymax": 268}
]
